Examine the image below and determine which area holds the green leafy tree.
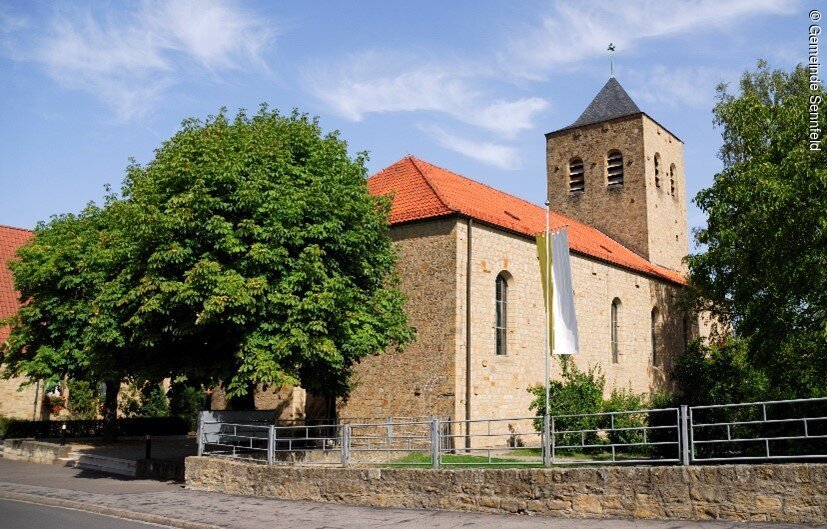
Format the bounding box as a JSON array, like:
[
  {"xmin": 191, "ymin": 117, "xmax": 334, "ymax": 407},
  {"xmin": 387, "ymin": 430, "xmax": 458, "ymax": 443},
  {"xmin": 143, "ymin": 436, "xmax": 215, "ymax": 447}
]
[
  {"xmin": 671, "ymin": 338, "xmax": 770, "ymax": 406},
  {"xmin": 686, "ymin": 61, "xmax": 827, "ymax": 397},
  {"xmin": 114, "ymin": 107, "xmax": 412, "ymax": 417},
  {"xmin": 2, "ymin": 106, "xmax": 413, "ymax": 432},
  {"xmin": 1, "ymin": 205, "xmax": 129, "ymax": 439}
]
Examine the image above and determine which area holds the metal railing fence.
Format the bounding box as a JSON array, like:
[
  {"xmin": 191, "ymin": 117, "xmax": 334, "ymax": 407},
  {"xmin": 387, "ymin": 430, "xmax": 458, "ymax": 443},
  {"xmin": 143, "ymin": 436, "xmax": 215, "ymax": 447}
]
[
  {"xmin": 439, "ymin": 417, "xmax": 544, "ymax": 466},
  {"xmin": 688, "ymin": 397, "xmax": 827, "ymax": 462},
  {"xmin": 550, "ymin": 407, "xmax": 682, "ymax": 465},
  {"xmin": 197, "ymin": 397, "xmax": 827, "ymax": 468}
]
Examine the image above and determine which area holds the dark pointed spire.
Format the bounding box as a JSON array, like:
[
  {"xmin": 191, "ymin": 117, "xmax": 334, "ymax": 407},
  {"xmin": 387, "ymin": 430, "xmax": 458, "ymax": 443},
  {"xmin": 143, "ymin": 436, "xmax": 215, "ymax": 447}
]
[{"xmin": 566, "ymin": 78, "xmax": 641, "ymax": 129}]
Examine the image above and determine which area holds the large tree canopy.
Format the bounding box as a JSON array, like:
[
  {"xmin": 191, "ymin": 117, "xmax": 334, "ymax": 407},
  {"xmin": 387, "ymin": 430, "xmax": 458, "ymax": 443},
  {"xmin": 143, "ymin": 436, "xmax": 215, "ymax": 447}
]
[
  {"xmin": 685, "ymin": 61, "xmax": 827, "ymax": 397},
  {"xmin": 2, "ymin": 107, "xmax": 413, "ymax": 420}
]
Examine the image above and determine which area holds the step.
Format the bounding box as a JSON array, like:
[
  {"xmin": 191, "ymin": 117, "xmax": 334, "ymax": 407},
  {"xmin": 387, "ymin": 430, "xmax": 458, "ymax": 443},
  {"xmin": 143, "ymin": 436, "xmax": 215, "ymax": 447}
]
[{"xmin": 64, "ymin": 452, "xmax": 137, "ymax": 477}]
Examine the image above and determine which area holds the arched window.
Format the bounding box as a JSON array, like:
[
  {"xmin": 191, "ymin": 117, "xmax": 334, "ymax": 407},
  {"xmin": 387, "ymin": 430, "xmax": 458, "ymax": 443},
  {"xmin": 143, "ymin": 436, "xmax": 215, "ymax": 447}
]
[
  {"xmin": 495, "ymin": 273, "xmax": 509, "ymax": 356},
  {"xmin": 651, "ymin": 307, "xmax": 659, "ymax": 365},
  {"xmin": 607, "ymin": 150, "xmax": 624, "ymax": 187},
  {"xmin": 611, "ymin": 298, "xmax": 621, "ymax": 363},
  {"xmin": 654, "ymin": 153, "xmax": 661, "ymax": 189},
  {"xmin": 670, "ymin": 164, "xmax": 676, "ymax": 196},
  {"xmin": 568, "ymin": 157, "xmax": 585, "ymax": 193},
  {"xmin": 682, "ymin": 314, "xmax": 689, "ymax": 352}
]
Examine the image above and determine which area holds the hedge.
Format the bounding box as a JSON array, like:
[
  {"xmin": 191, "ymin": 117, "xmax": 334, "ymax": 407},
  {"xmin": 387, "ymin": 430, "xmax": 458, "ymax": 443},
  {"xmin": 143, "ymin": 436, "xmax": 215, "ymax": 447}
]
[{"xmin": 1, "ymin": 416, "xmax": 189, "ymax": 439}]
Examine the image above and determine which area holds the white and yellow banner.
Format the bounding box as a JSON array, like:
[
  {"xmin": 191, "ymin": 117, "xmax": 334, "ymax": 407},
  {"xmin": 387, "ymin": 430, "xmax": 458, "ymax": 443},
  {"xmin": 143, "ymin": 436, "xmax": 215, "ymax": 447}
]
[{"xmin": 537, "ymin": 230, "xmax": 580, "ymax": 355}]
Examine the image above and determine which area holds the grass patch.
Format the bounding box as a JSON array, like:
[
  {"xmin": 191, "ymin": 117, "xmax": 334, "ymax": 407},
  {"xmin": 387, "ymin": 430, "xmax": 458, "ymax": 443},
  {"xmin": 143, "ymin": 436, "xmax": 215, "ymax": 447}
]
[{"xmin": 384, "ymin": 452, "xmax": 543, "ymax": 468}]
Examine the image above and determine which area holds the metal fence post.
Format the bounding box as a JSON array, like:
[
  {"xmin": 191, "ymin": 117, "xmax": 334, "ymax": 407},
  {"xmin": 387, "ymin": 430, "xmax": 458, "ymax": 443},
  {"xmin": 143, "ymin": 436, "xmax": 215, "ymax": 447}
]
[
  {"xmin": 341, "ymin": 424, "xmax": 351, "ymax": 467},
  {"xmin": 196, "ymin": 411, "xmax": 204, "ymax": 457},
  {"xmin": 430, "ymin": 417, "xmax": 441, "ymax": 469},
  {"xmin": 680, "ymin": 405, "xmax": 690, "ymax": 466},
  {"xmin": 267, "ymin": 424, "xmax": 275, "ymax": 466},
  {"xmin": 542, "ymin": 414, "xmax": 551, "ymax": 467}
]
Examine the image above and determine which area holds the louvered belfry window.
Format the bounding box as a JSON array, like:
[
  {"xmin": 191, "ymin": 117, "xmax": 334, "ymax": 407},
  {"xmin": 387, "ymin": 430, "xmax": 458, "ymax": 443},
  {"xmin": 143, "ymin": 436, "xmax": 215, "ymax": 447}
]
[
  {"xmin": 569, "ymin": 157, "xmax": 585, "ymax": 193},
  {"xmin": 670, "ymin": 164, "xmax": 676, "ymax": 196},
  {"xmin": 654, "ymin": 153, "xmax": 661, "ymax": 188},
  {"xmin": 607, "ymin": 150, "xmax": 624, "ymax": 186}
]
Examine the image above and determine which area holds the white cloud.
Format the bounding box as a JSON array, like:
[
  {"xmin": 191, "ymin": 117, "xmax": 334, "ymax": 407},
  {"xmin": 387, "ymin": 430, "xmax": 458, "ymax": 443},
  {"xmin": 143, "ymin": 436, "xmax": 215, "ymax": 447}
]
[
  {"xmin": 419, "ymin": 124, "xmax": 521, "ymax": 170},
  {"xmin": 630, "ymin": 65, "xmax": 731, "ymax": 109},
  {"xmin": 503, "ymin": 0, "xmax": 798, "ymax": 79},
  {"xmin": 24, "ymin": 1, "xmax": 275, "ymax": 121},
  {"xmin": 0, "ymin": 6, "xmax": 27, "ymax": 34},
  {"xmin": 307, "ymin": 52, "xmax": 548, "ymax": 138}
]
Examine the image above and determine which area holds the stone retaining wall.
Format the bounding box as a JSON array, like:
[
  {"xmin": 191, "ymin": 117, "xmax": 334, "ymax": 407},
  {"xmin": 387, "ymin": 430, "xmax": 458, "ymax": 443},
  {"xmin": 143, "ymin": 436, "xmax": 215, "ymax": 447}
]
[
  {"xmin": 185, "ymin": 457, "xmax": 825, "ymax": 523},
  {"xmin": 3, "ymin": 439, "xmax": 70, "ymax": 464}
]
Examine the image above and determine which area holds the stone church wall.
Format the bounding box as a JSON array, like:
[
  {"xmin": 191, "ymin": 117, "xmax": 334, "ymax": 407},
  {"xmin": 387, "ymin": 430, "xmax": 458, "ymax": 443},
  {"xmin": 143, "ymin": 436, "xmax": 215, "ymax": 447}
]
[
  {"xmin": 454, "ymin": 220, "xmax": 690, "ymax": 429},
  {"xmin": 340, "ymin": 218, "xmax": 459, "ymax": 421},
  {"xmin": 641, "ymin": 116, "xmax": 688, "ymax": 272}
]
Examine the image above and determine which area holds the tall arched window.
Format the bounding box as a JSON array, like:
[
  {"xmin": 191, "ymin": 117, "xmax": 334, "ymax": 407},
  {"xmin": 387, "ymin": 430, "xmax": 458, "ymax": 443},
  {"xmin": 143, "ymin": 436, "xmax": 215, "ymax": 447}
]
[
  {"xmin": 611, "ymin": 298, "xmax": 621, "ymax": 363},
  {"xmin": 682, "ymin": 314, "xmax": 689, "ymax": 352},
  {"xmin": 607, "ymin": 150, "xmax": 624, "ymax": 187},
  {"xmin": 670, "ymin": 163, "xmax": 676, "ymax": 196},
  {"xmin": 654, "ymin": 153, "xmax": 662, "ymax": 189},
  {"xmin": 495, "ymin": 273, "xmax": 509, "ymax": 356},
  {"xmin": 568, "ymin": 157, "xmax": 585, "ymax": 193},
  {"xmin": 651, "ymin": 307, "xmax": 659, "ymax": 365}
]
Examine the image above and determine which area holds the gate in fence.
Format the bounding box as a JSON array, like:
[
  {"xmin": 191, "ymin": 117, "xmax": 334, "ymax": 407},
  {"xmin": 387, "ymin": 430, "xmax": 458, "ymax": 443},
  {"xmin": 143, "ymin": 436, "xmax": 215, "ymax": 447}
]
[{"xmin": 197, "ymin": 397, "xmax": 827, "ymax": 468}]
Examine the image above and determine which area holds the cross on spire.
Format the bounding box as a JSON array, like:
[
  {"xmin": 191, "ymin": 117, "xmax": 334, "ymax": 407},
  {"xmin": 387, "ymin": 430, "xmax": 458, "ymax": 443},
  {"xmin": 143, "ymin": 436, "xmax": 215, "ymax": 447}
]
[{"xmin": 608, "ymin": 43, "xmax": 616, "ymax": 78}]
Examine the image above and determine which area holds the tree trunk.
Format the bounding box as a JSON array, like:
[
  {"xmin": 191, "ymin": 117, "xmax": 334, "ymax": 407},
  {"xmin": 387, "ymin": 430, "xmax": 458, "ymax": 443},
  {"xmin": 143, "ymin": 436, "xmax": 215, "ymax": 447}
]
[
  {"xmin": 102, "ymin": 379, "xmax": 119, "ymax": 442},
  {"xmin": 324, "ymin": 391, "xmax": 337, "ymax": 425}
]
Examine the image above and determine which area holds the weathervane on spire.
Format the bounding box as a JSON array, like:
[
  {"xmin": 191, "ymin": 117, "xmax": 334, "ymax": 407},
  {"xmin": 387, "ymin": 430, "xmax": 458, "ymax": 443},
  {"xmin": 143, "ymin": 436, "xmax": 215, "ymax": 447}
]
[
  {"xmin": 608, "ymin": 43, "xmax": 616, "ymax": 78},
  {"xmin": 606, "ymin": 42, "xmax": 615, "ymax": 77}
]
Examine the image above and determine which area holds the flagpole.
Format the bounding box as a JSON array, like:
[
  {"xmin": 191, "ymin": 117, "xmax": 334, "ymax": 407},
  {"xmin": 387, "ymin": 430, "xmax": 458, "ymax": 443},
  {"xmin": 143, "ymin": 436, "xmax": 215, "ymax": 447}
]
[{"xmin": 543, "ymin": 200, "xmax": 552, "ymax": 467}]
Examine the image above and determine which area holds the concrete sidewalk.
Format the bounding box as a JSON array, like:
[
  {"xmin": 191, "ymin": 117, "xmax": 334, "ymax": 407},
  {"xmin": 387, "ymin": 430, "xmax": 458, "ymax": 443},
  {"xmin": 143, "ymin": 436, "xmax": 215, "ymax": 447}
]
[{"xmin": 0, "ymin": 459, "xmax": 813, "ymax": 528}]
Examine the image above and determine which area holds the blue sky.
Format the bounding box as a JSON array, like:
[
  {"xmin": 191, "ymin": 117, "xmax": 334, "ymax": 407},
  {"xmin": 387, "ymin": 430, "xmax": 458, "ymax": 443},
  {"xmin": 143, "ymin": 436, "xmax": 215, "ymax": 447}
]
[{"xmin": 0, "ymin": 1, "xmax": 811, "ymax": 248}]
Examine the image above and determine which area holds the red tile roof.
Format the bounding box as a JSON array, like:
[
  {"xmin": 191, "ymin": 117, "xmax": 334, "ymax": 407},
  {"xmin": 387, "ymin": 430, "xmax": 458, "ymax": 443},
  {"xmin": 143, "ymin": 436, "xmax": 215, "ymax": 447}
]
[
  {"xmin": 368, "ymin": 156, "xmax": 685, "ymax": 285},
  {"xmin": 0, "ymin": 225, "xmax": 33, "ymax": 342}
]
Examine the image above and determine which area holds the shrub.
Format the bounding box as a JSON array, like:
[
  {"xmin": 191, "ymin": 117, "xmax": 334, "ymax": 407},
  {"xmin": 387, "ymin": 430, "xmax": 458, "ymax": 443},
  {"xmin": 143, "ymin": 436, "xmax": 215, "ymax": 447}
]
[
  {"xmin": 529, "ymin": 358, "xmax": 605, "ymax": 447},
  {"xmin": 119, "ymin": 381, "xmax": 169, "ymax": 418},
  {"xmin": 168, "ymin": 381, "xmax": 207, "ymax": 432},
  {"xmin": 67, "ymin": 380, "xmax": 100, "ymax": 419},
  {"xmin": 0, "ymin": 414, "xmax": 16, "ymax": 438},
  {"xmin": 671, "ymin": 337, "xmax": 771, "ymax": 406}
]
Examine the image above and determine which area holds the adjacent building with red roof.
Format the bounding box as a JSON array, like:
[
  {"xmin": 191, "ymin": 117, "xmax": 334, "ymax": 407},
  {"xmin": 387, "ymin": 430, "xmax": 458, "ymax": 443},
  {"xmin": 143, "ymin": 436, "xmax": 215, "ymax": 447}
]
[{"xmin": 0, "ymin": 225, "xmax": 44, "ymax": 419}]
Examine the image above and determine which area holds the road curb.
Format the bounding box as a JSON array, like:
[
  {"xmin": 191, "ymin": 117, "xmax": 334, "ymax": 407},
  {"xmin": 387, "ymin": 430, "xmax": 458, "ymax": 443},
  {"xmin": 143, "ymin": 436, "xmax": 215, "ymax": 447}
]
[{"xmin": 0, "ymin": 489, "xmax": 222, "ymax": 529}]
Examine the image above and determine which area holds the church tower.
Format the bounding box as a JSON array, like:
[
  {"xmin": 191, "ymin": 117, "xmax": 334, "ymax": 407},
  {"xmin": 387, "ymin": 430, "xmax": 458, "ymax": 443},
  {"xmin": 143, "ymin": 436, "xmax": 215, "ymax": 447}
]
[{"xmin": 545, "ymin": 78, "xmax": 688, "ymax": 271}]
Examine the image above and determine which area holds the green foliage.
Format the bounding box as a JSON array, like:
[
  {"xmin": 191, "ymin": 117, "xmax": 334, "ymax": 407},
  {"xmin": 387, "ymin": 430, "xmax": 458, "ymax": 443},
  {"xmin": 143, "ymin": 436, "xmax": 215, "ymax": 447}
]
[
  {"xmin": 529, "ymin": 359, "xmax": 655, "ymax": 452},
  {"xmin": 528, "ymin": 358, "xmax": 605, "ymax": 445},
  {"xmin": 1, "ymin": 106, "xmax": 413, "ymax": 412},
  {"xmin": 528, "ymin": 357, "xmax": 604, "ymax": 419},
  {"xmin": 671, "ymin": 337, "xmax": 771, "ymax": 406},
  {"xmin": 168, "ymin": 380, "xmax": 207, "ymax": 431},
  {"xmin": 111, "ymin": 107, "xmax": 413, "ymax": 399},
  {"xmin": 119, "ymin": 382, "xmax": 169, "ymax": 418},
  {"xmin": 0, "ymin": 414, "xmax": 14, "ymax": 438},
  {"xmin": 686, "ymin": 61, "xmax": 827, "ymax": 397},
  {"xmin": 67, "ymin": 380, "xmax": 100, "ymax": 419}
]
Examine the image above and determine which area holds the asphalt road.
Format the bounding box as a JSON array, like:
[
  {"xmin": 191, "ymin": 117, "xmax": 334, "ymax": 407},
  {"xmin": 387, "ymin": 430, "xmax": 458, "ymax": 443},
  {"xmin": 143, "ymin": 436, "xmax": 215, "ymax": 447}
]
[{"xmin": 0, "ymin": 498, "xmax": 171, "ymax": 529}]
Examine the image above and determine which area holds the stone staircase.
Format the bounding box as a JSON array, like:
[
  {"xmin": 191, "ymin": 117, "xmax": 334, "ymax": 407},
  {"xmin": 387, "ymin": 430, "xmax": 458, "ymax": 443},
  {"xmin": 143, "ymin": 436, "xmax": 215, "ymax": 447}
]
[{"xmin": 60, "ymin": 452, "xmax": 137, "ymax": 476}]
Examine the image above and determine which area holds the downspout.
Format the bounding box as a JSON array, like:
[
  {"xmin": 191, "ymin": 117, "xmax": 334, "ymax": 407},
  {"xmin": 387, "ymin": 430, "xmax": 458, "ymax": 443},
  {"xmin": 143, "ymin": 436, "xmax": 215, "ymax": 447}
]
[{"xmin": 465, "ymin": 217, "xmax": 473, "ymax": 451}]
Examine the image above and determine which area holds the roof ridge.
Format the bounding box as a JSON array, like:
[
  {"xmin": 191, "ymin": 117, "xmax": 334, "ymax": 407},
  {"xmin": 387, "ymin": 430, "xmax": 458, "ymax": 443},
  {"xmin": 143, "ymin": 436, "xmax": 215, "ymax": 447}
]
[
  {"xmin": 0, "ymin": 224, "xmax": 34, "ymax": 233},
  {"xmin": 409, "ymin": 156, "xmax": 545, "ymax": 213},
  {"xmin": 407, "ymin": 156, "xmax": 456, "ymax": 212}
]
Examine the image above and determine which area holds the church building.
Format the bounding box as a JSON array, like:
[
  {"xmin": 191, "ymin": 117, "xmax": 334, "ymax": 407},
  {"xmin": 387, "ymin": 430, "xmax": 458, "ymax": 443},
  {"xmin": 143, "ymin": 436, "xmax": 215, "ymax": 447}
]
[{"xmin": 339, "ymin": 78, "xmax": 706, "ymax": 422}]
